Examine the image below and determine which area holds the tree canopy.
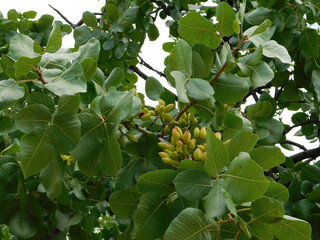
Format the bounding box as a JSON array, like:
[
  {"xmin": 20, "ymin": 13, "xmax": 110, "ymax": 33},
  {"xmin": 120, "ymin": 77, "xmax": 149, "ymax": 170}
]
[{"xmin": 0, "ymin": 0, "xmax": 320, "ymax": 239}]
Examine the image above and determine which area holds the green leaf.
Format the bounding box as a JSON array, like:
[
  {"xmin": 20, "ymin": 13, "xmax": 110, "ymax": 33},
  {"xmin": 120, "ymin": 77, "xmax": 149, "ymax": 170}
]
[
  {"xmin": 245, "ymin": 7, "xmax": 274, "ymax": 25},
  {"xmin": 192, "ymin": 44, "xmax": 214, "ymax": 77},
  {"xmin": 301, "ymin": 165, "xmax": 320, "ymax": 183},
  {"xmin": 133, "ymin": 192, "xmax": 169, "ymax": 240},
  {"xmin": 312, "ymin": 70, "xmax": 320, "ymax": 103},
  {"xmin": 45, "ymin": 62, "xmax": 86, "ymax": 96},
  {"xmin": 14, "ymin": 104, "xmax": 51, "ymax": 134},
  {"xmin": 251, "ymin": 19, "xmax": 272, "ymax": 36},
  {"xmin": 222, "ymin": 152, "xmax": 269, "ymax": 204},
  {"xmin": 28, "ymin": 92, "xmax": 55, "ymax": 111},
  {"xmin": 216, "ymin": 2, "xmax": 236, "ymax": 37},
  {"xmin": 223, "ymin": 109, "xmax": 253, "ymax": 140},
  {"xmin": 164, "ymin": 208, "xmax": 211, "ymax": 240},
  {"xmin": 0, "ymin": 79, "xmax": 25, "ymax": 110},
  {"xmin": 239, "ymin": 45, "xmax": 263, "ymax": 66},
  {"xmin": 247, "ymin": 101, "xmax": 273, "ymax": 120},
  {"xmin": 145, "ymin": 77, "xmax": 164, "ymax": 101},
  {"xmin": 21, "ymin": 128, "xmax": 57, "ymax": 178},
  {"xmin": 186, "ymin": 78, "xmax": 214, "ymax": 100},
  {"xmin": 0, "ymin": 116, "xmax": 13, "ymax": 135},
  {"xmin": 261, "ymin": 40, "xmax": 291, "ymax": 64},
  {"xmin": 8, "ymin": 33, "xmax": 39, "ymax": 60},
  {"xmin": 148, "ymin": 24, "xmax": 159, "ymax": 41},
  {"xmin": 82, "ymin": 11, "xmax": 97, "ymax": 28},
  {"xmin": 99, "ymin": 91, "xmax": 134, "ymax": 123},
  {"xmin": 14, "ymin": 56, "xmax": 42, "ymax": 76},
  {"xmin": 109, "ymin": 189, "xmax": 138, "ymax": 217},
  {"xmin": 77, "ymin": 38, "xmax": 100, "ymax": 62},
  {"xmin": 136, "ymin": 169, "xmax": 177, "ymax": 196},
  {"xmin": 58, "ymin": 94, "xmax": 80, "ymax": 114},
  {"xmin": 50, "ymin": 112, "xmax": 81, "ymax": 153},
  {"xmin": 251, "ymin": 196, "xmax": 284, "ymax": 223},
  {"xmin": 227, "ymin": 130, "xmax": 258, "ymax": 161},
  {"xmin": 255, "ymin": 118, "xmax": 284, "ymax": 143},
  {"xmin": 247, "ymin": 62, "xmax": 274, "ymax": 88},
  {"xmin": 249, "ymin": 146, "xmax": 285, "ymax": 170},
  {"xmin": 171, "ymin": 71, "xmax": 189, "ymax": 103},
  {"xmin": 264, "ymin": 182, "xmax": 289, "ymax": 202},
  {"xmin": 213, "ymin": 73, "xmax": 250, "ymax": 104},
  {"xmin": 169, "ymin": 39, "xmax": 193, "ymax": 77},
  {"xmin": 299, "ymin": 29, "xmax": 319, "ymax": 58},
  {"xmin": 9, "ymin": 211, "xmax": 37, "ymax": 239},
  {"xmin": 178, "ymin": 11, "xmax": 221, "ymax": 49},
  {"xmin": 46, "ymin": 23, "xmax": 62, "ymax": 53},
  {"xmin": 173, "ymin": 169, "xmax": 211, "ymax": 201},
  {"xmin": 103, "ymin": 67, "xmax": 125, "ymax": 89},
  {"xmin": 204, "ymin": 128, "xmax": 229, "ymax": 177},
  {"xmin": 81, "ymin": 58, "xmax": 97, "ymax": 82},
  {"xmin": 99, "ymin": 128, "xmax": 123, "ymax": 176},
  {"xmin": 39, "ymin": 155, "xmax": 65, "ymax": 199},
  {"xmin": 191, "ymin": 51, "xmax": 206, "ymax": 78},
  {"xmin": 269, "ymin": 215, "xmax": 312, "ymax": 240},
  {"xmin": 204, "ymin": 180, "xmax": 228, "ymax": 218}
]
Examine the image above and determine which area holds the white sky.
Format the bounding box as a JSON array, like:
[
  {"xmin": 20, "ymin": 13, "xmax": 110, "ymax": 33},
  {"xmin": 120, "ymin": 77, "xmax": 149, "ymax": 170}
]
[{"xmin": 1, "ymin": 1, "xmax": 318, "ymax": 156}]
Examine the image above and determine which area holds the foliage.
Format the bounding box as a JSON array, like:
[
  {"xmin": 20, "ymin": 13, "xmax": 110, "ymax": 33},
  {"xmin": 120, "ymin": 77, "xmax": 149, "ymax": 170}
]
[{"xmin": 0, "ymin": 0, "xmax": 319, "ymax": 239}]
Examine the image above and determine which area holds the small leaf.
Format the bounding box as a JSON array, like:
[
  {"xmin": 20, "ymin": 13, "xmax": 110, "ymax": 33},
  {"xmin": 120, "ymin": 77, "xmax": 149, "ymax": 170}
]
[
  {"xmin": 164, "ymin": 208, "xmax": 211, "ymax": 240},
  {"xmin": 81, "ymin": 58, "xmax": 97, "ymax": 82},
  {"xmin": 301, "ymin": 165, "xmax": 320, "ymax": 183},
  {"xmin": 82, "ymin": 11, "xmax": 97, "ymax": 28},
  {"xmin": 148, "ymin": 24, "xmax": 159, "ymax": 41},
  {"xmin": 251, "ymin": 196, "xmax": 284, "ymax": 223},
  {"xmin": 248, "ymin": 62, "xmax": 274, "ymax": 88},
  {"xmin": 9, "ymin": 211, "xmax": 37, "ymax": 239},
  {"xmin": 40, "ymin": 155, "xmax": 65, "ymax": 199},
  {"xmin": 249, "ymin": 146, "xmax": 285, "ymax": 170},
  {"xmin": 109, "ymin": 189, "xmax": 138, "ymax": 217},
  {"xmin": 251, "ymin": 19, "xmax": 272, "ymax": 36},
  {"xmin": 186, "ymin": 78, "xmax": 214, "ymax": 100},
  {"xmin": 136, "ymin": 169, "xmax": 177, "ymax": 196},
  {"xmin": 169, "ymin": 39, "xmax": 193, "ymax": 77},
  {"xmin": 58, "ymin": 94, "xmax": 80, "ymax": 114},
  {"xmin": 46, "ymin": 23, "xmax": 62, "ymax": 53},
  {"xmin": 9, "ymin": 33, "xmax": 39, "ymax": 60},
  {"xmin": 145, "ymin": 77, "xmax": 164, "ymax": 100},
  {"xmin": 133, "ymin": 192, "xmax": 169, "ymax": 240},
  {"xmin": 227, "ymin": 130, "xmax": 259, "ymax": 161},
  {"xmin": 173, "ymin": 169, "xmax": 211, "ymax": 201},
  {"xmin": 178, "ymin": 11, "xmax": 221, "ymax": 49},
  {"xmin": 299, "ymin": 29, "xmax": 319, "ymax": 58},
  {"xmin": 222, "ymin": 152, "xmax": 269, "ymax": 204},
  {"xmin": 0, "ymin": 79, "xmax": 25, "ymax": 110},
  {"xmin": 103, "ymin": 67, "xmax": 125, "ymax": 89},
  {"xmin": 264, "ymin": 182, "xmax": 289, "ymax": 202},
  {"xmin": 204, "ymin": 128, "xmax": 229, "ymax": 177},
  {"xmin": 216, "ymin": 2, "xmax": 236, "ymax": 37},
  {"xmin": 261, "ymin": 40, "xmax": 291, "ymax": 64},
  {"xmin": 269, "ymin": 215, "xmax": 312, "ymax": 240},
  {"xmin": 170, "ymin": 71, "xmax": 189, "ymax": 103},
  {"xmin": 204, "ymin": 180, "xmax": 228, "ymax": 218}
]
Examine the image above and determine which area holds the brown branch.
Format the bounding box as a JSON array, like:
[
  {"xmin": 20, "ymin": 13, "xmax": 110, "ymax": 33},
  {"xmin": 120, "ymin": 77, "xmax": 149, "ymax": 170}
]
[
  {"xmin": 290, "ymin": 147, "xmax": 320, "ymax": 163},
  {"xmin": 283, "ymin": 120, "xmax": 320, "ymax": 135},
  {"xmin": 33, "ymin": 66, "xmax": 46, "ymax": 84},
  {"xmin": 49, "ymin": 4, "xmax": 77, "ymax": 28},
  {"xmin": 138, "ymin": 56, "xmax": 166, "ymax": 78},
  {"xmin": 129, "ymin": 65, "xmax": 178, "ymax": 100},
  {"xmin": 281, "ymin": 140, "xmax": 307, "ymax": 151}
]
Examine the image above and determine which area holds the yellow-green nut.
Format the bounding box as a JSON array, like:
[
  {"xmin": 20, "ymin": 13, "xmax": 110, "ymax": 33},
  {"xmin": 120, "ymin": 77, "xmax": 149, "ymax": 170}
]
[
  {"xmin": 215, "ymin": 132, "xmax": 222, "ymax": 140},
  {"xmin": 158, "ymin": 105, "xmax": 165, "ymax": 113},
  {"xmin": 183, "ymin": 145, "xmax": 189, "ymax": 156},
  {"xmin": 181, "ymin": 131, "xmax": 191, "ymax": 143},
  {"xmin": 158, "ymin": 142, "xmax": 168, "ymax": 149},
  {"xmin": 201, "ymin": 151, "xmax": 207, "ymax": 162},
  {"xmin": 224, "ymin": 139, "xmax": 231, "ymax": 147},
  {"xmin": 164, "ymin": 149, "xmax": 172, "ymax": 155},
  {"xmin": 181, "ymin": 112, "xmax": 187, "ymax": 120},
  {"xmin": 116, "ymin": 136, "xmax": 126, "ymax": 147},
  {"xmin": 127, "ymin": 135, "xmax": 138, "ymax": 142},
  {"xmin": 170, "ymin": 150, "xmax": 179, "ymax": 159},
  {"xmin": 166, "ymin": 144, "xmax": 176, "ymax": 151},
  {"xmin": 179, "ymin": 119, "xmax": 187, "ymax": 126},
  {"xmin": 193, "ymin": 148, "xmax": 203, "ymax": 161},
  {"xmin": 158, "ymin": 99, "xmax": 166, "ymax": 106},
  {"xmin": 164, "ymin": 125, "xmax": 171, "ymax": 135},
  {"xmin": 174, "ymin": 126, "xmax": 183, "ymax": 137},
  {"xmin": 198, "ymin": 144, "xmax": 206, "ymax": 152},
  {"xmin": 159, "ymin": 152, "xmax": 170, "ymax": 158},
  {"xmin": 172, "ymin": 128, "xmax": 181, "ymax": 140},
  {"xmin": 164, "ymin": 113, "xmax": 173, "ymax": 122},
  {"xmin": 161, "ymin": 157, "xmax": 172, "ymax": 164},
  {"xmin": 141, "ymin": 113, "xmax": 151, "ymax": 121},
  {"xmin": 143, "ymin": 107, "xmax": 149, "ymax": 113},
  {"xmin": 164, "ymin": 104, "xmax": 175, "ymax": 112},
  {"xmin": 149, "ymin": 110, "xmax": 156, "ymax": 116},
  {"xmin": 194, "ymin": 127, "xmax": 200, "ymax": 138},
  {"xmin": 188, "ymin": 139, "xmax": 196, "ymax": 150},
  {"xmin": 176, "ymin": 140, "xmax": 183, "ymax": 153},
  {"xmin": 200, "ymin": 127, "xmax": 207, "ymax": 139}
]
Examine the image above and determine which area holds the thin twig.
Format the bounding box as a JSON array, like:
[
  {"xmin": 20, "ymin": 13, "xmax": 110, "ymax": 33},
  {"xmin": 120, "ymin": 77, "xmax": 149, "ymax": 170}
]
[
  {"xmin": 283, "ymin": 120, "xmax": 320, "ymax": 135},
  {"xmin": 280, "ymin": 140, "xmax": 307, "ymax": 151},
  {"xmin": 138, "ymin": 56, "xmax": 166, "ymax": 78},
  {"xmin": 49, "ymin": 4, "xmax": 76, "ymax": 28}
]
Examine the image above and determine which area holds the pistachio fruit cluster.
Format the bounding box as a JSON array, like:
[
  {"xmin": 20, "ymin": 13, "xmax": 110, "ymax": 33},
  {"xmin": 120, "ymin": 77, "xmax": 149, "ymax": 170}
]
[
  {"xmin": 140, "ymin": 99, "xmax": 174, "ymax": 123},
  {"xmin": 158, "ymin": 126, "xmax": 211, "ymax": 167},
  {"xmin": 116, "ymin": 124, "xmax": 138, "ymax": 147}
]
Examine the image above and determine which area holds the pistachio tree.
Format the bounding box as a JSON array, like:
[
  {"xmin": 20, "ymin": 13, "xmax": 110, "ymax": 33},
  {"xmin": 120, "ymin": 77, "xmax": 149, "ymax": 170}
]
[{"xmin": 0, "ymin": 0, "xmax": 319, "ymax": 239}]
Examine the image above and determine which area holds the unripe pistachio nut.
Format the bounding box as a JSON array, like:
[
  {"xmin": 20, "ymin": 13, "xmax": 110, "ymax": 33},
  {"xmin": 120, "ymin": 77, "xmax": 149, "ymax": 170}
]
[
  {"xmin": 159, "ymin": 152, "xmax": 170, "ymax": 158},
  {"xmin": 200, "ymin": 127, "xmax": 207, "ymax": 139},
  {"xmin": 127, "ymin": 134, "xmax": 138, "ymax": 142},
  {"xmin": 198, "ymin": 144, "xmax": 206, "ymax": 152},
  {"xmin": 158, "ymin": 99, "xmax": 165, "ymax": 106},
  {"xmin": 141, "ymin": 113, "xmax": 151, "ymax": 121},
  {"xmin": 164, "ymin": 104, "xmax": 175, "ymax": 112},
  {"xmin": 181, "ymin": 131, "xmax": 191, "ymax": 143},
  {"xmin": 174, "ymin": 126, "xmax": 183, "ymax": 137},
  {"xmin": 164, "ymin": 113, "xmax": 173, "ymax": 122},
  {"xmin": 187, "ymin": 139, "xmax": 196, "ymax": 150},
  {"xmin": 193, "ymin": 148, "xmax": 203, "ymax": 161},
  {"xmin": 193, "ymin": 127, "xmax": 200, "ymax": 138},
  {"xmin": 215, "ymin": 132, "xmax": 222, "ymax": 140}
]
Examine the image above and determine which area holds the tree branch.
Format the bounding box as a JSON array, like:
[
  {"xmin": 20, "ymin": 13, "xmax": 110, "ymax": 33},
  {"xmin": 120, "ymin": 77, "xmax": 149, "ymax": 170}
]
[
  {"xmin": 283, "ymin": 120, "xmax": 320, "ymax": 135},
  {"xmin": 290, "ymin": 147, "xmax": 320, "ymax": 163},
  {"xmin": 281, "ymin": 140, "xmax": 307, "ymax": 151},
  {"xmin": 138, "ymin": 56, "xmax": 166, "ymax": 78},
  {"xmin": 49, "ymin": 4, "xmax": 79, "ymax": 28}
]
